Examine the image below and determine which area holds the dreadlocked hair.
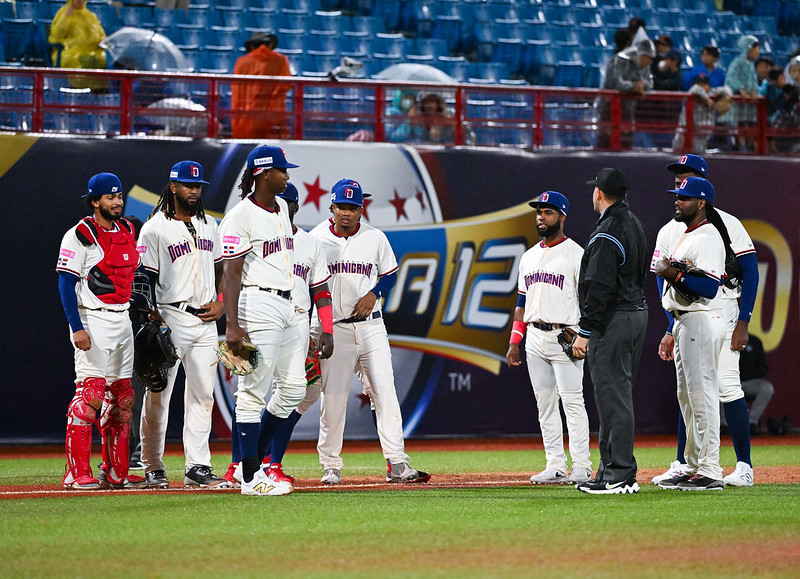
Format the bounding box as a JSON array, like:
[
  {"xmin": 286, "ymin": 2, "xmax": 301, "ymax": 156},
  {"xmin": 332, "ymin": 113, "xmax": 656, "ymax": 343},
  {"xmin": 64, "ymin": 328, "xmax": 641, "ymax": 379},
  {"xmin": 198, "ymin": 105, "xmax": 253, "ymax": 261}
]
[
  {"xmin": 238, "ymin": 169, "xmax": 256, "ymax": 199},
  {"xmin": 149, "ymin": 183, "xmax": 207, "ymax": 221},
  {"xmin": 706, "ymin": 203, "xmax": 742, "ymax": 289}
]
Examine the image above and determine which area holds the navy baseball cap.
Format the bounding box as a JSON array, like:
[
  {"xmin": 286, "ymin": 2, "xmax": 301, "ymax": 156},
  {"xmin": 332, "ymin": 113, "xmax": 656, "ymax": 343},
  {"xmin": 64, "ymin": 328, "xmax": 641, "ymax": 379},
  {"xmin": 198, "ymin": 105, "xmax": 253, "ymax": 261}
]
[
  {"xmin": 247, "ymin": 145, "xmax": 299, "ymax": 175},
  {"xmin": 587, "ymin": 167, "xmax": 628, "ymax": 197},
  {"xmin": 278, "ymin": 182, "xmax": 299, "ymax": 204},
  {"xmin": 668, "ymin": 176, "xmax": 715, "ymax": 203},
  {"xmin": 169, "ymin": 160, "xmax": 208, "ymax": 184},
  {"xmin": 83, "ymin": 172, "xmax": 122, "ymax": 198},
  {"xmin": 330, "ymin": 179, "xmax": 372, "ymax": 207},
  {"xmin": 667, "ymin": 154, "xmax": 708, "ymax": 176},
  {"xmin": 529, "ymin": 191, "xmax": 569, "ymax": 215}
]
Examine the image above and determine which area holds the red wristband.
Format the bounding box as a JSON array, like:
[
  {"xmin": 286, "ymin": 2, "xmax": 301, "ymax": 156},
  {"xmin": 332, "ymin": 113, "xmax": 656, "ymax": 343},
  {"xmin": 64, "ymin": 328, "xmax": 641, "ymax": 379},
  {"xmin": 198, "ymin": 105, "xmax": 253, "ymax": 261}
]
[
  {"xmin": 217, "ymin": 292, "xmax": 224, "ymax": 302},
  {"xmin": 317, "ymin": 303, "xmax": 333, "ymax": 334},
  {"xmin": 509, "ymin": 320, "xmax": 526, "ymax": 345},
  {"xmin": 314, "ymin": 289, "xmax": 331, "ymax": 304}
]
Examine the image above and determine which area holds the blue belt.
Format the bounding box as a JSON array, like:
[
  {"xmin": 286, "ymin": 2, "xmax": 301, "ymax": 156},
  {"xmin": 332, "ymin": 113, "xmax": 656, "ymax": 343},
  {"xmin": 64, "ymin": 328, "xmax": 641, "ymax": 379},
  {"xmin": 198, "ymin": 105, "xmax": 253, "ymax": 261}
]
[{"xmin": 339, "ymin": 311, "xmax": 382, "ymax": 324}]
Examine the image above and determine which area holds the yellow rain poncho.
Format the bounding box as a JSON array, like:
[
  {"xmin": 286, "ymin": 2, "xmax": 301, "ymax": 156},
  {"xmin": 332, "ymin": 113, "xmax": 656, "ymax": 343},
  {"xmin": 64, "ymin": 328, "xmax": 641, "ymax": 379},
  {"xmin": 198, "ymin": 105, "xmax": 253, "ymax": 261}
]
[{"xmin": 48, "ymin": 0, "xmax": 107, "ymax": 71}]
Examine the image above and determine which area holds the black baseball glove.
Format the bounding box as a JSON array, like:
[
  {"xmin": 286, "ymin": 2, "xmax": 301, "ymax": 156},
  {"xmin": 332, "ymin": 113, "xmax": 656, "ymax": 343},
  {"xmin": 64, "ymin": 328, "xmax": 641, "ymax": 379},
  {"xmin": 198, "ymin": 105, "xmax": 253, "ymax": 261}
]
[
  {"xmin": 668, "ymin": 259, "xmax": 707, "ymax": 304},
  {"xmin": 133, "ymin": 321, "xmax": 179, "ymax": 393},
  {"xmin": 556, "ymin": 327, "xmax": 578, "ymax": 360}
]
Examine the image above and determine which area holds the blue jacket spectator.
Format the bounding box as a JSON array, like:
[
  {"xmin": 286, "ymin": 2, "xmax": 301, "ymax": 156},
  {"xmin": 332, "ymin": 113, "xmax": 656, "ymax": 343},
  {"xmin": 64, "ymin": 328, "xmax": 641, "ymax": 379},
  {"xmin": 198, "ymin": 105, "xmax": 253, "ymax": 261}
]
[{"xmin": 683, "ymin": 45, "xmax": 726, "ymax": 90}]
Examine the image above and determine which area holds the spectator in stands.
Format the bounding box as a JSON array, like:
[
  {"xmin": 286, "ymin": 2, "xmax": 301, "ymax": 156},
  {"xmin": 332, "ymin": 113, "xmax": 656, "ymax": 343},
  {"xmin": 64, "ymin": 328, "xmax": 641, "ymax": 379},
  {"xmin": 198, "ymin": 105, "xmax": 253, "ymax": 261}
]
[
  {"xmin": 613, "ymin": 29, "xmax": 632, "ymax": 53},
  {"xmin": 598, "ymin": 38, "xmax": 655, "ymax": 148},
  {"xmin": 651, "ymin": 34, "xmax": 673, "ymax": 75},
  {"xmin": 755, "ymin": 56, "xmax": 774, "ymax": 84},
  {"xmin": 683, "ymin": 45, "xmax": 726, "ymax": 90},
  {"xmin": 654, "ymin": 49, "xmax": 683, "ymax": 91},
  {"xmin": 725, "ymin": 334, "xmax": 774, "ymax": 435},
  {"xmin": 784, "ymin": 55, "xmax": 800, "ymax": 87},
  {"xmin": 725, "ymin": 35, "xmax": 760, "ymax": 152},
  {"xmin": 628, "ymin": 17, "xmax": 646, "ymax": 36},
  {"xmin": 760, "ymin": 66, "xmax": 787, "ymax": 124},
  {"xmin": 48, "ymin": 0, "xmax": 107, "ymax": 89},
  {"xmin": 672, "ymin": 73, "xmax": 733, "ymax": 154},
  {"xmin": 406, "ymin": 93, "xmax": 456, "ymax": 144},
  {"xmin": 231, "ymin": 31, "xmax": 292, "ymax": 139}
]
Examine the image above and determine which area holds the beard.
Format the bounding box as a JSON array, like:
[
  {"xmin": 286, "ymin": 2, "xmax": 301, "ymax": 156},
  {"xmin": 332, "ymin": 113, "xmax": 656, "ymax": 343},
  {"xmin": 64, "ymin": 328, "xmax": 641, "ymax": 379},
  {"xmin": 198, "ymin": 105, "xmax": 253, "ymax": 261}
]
[
  {"xmin": 98, "ymin": 205, "xmax": 121, "ymax": 222},
  {"xmin": 175, "ymin": 194, "xmax": 198, "ymax": 214},
  {"xmin": 537, "ymin": 223, "xmax": 561, "ymax": 239},
  {"xmin": 673, "ymin": 208, "xmax": 696, "ymax": 224}
]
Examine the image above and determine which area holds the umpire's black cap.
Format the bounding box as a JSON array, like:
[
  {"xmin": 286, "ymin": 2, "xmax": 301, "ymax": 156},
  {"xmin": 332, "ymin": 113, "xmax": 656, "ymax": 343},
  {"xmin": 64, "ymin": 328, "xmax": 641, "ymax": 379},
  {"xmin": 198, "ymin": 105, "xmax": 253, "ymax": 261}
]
[{"xmin": 587, "ymin": 168, "xmax": 628, "ymax": 198}]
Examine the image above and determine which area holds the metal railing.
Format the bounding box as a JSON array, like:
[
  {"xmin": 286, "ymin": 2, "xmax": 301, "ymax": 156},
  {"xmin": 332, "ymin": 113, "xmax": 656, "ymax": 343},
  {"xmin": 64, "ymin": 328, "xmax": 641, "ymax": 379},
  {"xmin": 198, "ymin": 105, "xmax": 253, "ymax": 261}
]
[{"xmin": 2, "ymin": 66, "xmax": 796, "ymax": 155}]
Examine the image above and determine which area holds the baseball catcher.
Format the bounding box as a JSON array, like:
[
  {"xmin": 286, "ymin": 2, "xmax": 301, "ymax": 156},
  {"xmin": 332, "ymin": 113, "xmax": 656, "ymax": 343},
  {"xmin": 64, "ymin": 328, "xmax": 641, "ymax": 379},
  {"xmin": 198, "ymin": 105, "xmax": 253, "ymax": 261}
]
[
  {"xmin": 216, "ymin": 340, "xmax": 260, "ymax": 376},
  {"xmin": 133, "ymin": 321, "xmax": 179, "ymax": 392}
]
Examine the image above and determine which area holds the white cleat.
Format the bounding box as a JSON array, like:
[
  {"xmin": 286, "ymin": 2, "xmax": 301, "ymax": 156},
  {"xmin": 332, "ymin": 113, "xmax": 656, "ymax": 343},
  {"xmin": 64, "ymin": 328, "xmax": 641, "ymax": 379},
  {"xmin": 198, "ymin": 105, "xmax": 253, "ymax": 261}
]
[
  {"xmin": 320, "ymin": 468, "xmax": 342, "ymax": 485},
  {"xmin": 568, "ymin": 467, "xmax": 593, "ymax": 484},
  {"xmin": 240, "ymin": 468, "xmax": 292, "ymax": 496},
  {"xmin": 652, "ymin": 460, "xmax": 691, "ymax": 485},
  {"xmin": 723, "ymin": 461, "xmax": 754, "ymax": 487},
  {"xmin": 529, "ymin": 468, "xmax": 569, "ymax": 485}
]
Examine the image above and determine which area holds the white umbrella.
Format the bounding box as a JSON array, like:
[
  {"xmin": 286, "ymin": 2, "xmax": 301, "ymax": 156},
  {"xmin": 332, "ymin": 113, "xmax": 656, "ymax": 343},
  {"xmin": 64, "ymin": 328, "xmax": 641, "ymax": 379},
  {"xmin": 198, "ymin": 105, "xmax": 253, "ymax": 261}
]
[
  {"xmin": 374, "ymin": 63, "xmax": 457, "ymax": 83},
  {"xmin": 100, "ymin": 27, "xmax": 190, "ymax": 72}
]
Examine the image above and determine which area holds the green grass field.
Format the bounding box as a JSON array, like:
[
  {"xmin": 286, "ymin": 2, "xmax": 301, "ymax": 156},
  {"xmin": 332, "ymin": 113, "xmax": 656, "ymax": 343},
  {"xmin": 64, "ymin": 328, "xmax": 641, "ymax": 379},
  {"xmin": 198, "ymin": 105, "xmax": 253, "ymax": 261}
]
[{"xmin": 2, "ymin": 444, "xmax": 799, "ymax": 578}]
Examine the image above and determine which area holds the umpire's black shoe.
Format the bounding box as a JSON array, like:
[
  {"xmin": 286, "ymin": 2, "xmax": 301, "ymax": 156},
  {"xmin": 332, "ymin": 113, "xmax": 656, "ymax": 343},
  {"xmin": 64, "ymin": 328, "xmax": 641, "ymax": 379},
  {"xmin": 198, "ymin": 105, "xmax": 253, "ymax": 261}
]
[
  {"xmin": 145, "ymin": 469, "xmax": 169, "ymax": 489},
  {"xmin": 184, "ymin": 465, "xmax": 232, "ymax": 489},
  {"xmin": 657, "ymin": 473, "xmax": 694, "ymax": 490},
  {"xmin": 577, "ymin": 477, "xmax": 639, "ymax": 494}
]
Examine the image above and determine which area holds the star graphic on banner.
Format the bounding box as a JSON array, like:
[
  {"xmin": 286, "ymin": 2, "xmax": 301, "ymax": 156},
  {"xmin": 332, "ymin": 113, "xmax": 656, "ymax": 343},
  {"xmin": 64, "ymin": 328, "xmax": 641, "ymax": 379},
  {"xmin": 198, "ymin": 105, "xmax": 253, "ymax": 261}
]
[
  {"xmin": 302, "ymin": 176, "xmax": 328, "ymax": 210},
  {"xmin": 362, "ymin": 197, "xmax": 371, "ymax": 221},
  {"xmin": 390, "ymin": 189, "xmax": 408, "ymax": 221},
  {"xmin": 415, "ymin": 188, "xmax": 426, "ymax": 210}
]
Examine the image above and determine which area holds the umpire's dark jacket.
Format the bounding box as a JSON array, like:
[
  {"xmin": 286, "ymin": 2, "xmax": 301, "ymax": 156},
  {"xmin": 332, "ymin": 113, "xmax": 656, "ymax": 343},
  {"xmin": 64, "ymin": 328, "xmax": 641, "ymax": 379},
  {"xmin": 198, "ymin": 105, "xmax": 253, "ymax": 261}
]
[{"xmin": 578, "ymin": 198, "xmax": 648, "ymax": 337}]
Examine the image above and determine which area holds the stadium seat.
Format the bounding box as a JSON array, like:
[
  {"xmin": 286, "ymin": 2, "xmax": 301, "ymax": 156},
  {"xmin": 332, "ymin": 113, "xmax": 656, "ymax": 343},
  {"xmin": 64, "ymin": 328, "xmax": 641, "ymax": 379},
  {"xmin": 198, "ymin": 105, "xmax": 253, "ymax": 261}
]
[
  {"xmin": 121, "ymin": 5, "xmax": 155, "ymax": 28},
  {"xmin": 372, "ymin": 32, "xmax": 406, "ymax": 58},
  {"xmin": 14, "ymin": 2, "xmax": 54, "ymax": 22},
  {"xmin": 309, "ymin": 30, "xmax": 342, "ymax": 54},
  {"xmin": 311, "ymin": 10, "xmax": 343, "ymax": 34},
  {"xmin": 277, "ymin": 29, "xmax": 306, "ymax": 51},
  {"xmin": 491, "ymin": 38, "xmax": 524, "ymax": 76},
  {"xmin": 348, "ymin": 15, "xmax": 386, "ymax": 35},
  {"xmin": 218, "ymin": 7, "xmax": 249, "ymax": 29},
  {"xmin": 412, "ymin": 37, "xmax": 448, "ymax": 59},
  {"xmin": 553, "ymin": 61, "xmax": 585, "ymax": 88},
  {"xmin": 202, "ymin": 47, "xmax": 239, "ymax": 73},
  {"xmin": 433, "ymin": 14, "xmax": 462, "ymax": 53},
  {"xmin": 341, "ymin": 32, "xmax": 372, "ymax": 57},
  {"xmin": 1, "ymin": 18, "xmax": 36, "ymax": 64},
  {"xmin": 280, "ymin": 9, "xmax": 310, "ymax": 32},
  {"xmin": 437, "ymin": 55, "xmax": 470, "ymax": 82},
  {"xmin": 249, "ymin": 9, "xmax": 281, "ymax": 31},
  {"xmin": 188, "ymin": 6, "xmax": 224, "ymax": 28}
]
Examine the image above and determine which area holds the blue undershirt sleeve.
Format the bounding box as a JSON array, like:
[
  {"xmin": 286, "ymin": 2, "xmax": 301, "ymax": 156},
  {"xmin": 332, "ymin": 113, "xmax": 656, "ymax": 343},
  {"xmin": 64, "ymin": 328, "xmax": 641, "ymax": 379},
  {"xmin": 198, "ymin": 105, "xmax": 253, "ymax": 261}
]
[
  {"xmin": 370, "ymin": 272, "xmax": 397, "ymax": 298},
  {"xmin": 656, "ymin": 276, "xmax": 675, "ymax": 333},
  {"xmin": 58, "ymin": 272, "xmax": 83, "ymax": 332},
  {"xmin": 516, "ymin": 293, "xmax": 526, "ymax": 308},
  {"xmin": 674, "ymin": 273, "xmax": 720, "ymax": 299},
  {"xmin": 737, "ymin": 253, "xmax": 759, "ymax": 322}
]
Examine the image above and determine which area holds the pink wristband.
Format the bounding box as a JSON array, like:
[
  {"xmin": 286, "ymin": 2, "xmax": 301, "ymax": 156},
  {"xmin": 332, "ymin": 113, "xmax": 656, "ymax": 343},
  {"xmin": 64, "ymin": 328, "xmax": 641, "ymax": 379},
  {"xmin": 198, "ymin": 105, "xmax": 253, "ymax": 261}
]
[
  {"xmin": 318, "ymin": 304, "xmax": 333, "ymax": 334},
  {"xmin": 509, "ymin": 320, "xmax": 526, "ymax": 345}
]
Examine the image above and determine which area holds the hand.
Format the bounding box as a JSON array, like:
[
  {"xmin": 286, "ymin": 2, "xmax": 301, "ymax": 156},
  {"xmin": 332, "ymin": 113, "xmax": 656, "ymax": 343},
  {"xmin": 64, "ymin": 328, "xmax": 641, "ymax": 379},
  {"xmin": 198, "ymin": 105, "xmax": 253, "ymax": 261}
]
[
  {"xmin": 572, "ymin": 335, "xmax": 589, "ymax": 359},
  {"xmin": 225, "ymin": 323, "xmax": 250, "ymax": 350},
  {"xmin": 350, "ymin": 293, "xmax": 377, "ymax": 320},
  {"xmin": 730, "ymin": 320, "xmax": 749, "ymax": 352},
  {"xmin": 198, "ymin": 300, "xmax": 225, "ymax": 322},
  {"xmin": 148, "ymin": 309, "xmax": 165, "ymax": 324},
  {"xmin": 73, "ymin": 329, "xmax": 91, "ymax": 351},
  {"xmin": 318, "ymin": 332, "xmax": 334, "ymax": 359},
  {"xmin": 633, "ymin": 80, "xmax": 645, "ymax": 94},
  {"xmin": 506, "ymin": 343, "xmax": 521, "ymax": 367},
  {"xmin": 653, "ymin": 257, "xmax": 673, "ymax": 278},
  {"xmin": 659, "ymin": 333, "xmax": 675, "ymax": 361}
]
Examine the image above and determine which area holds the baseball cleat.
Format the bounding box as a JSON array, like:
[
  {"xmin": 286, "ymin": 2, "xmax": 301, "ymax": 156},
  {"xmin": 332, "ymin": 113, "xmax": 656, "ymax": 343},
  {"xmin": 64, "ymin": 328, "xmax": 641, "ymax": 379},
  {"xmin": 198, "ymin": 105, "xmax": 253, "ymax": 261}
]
[
  {"xmin": 652, "ymin": 460, "xmax": 691, "ymax": 485},
  {"xmin": 676, "ymin": 475, "xmax": 725, "ymax": 491},
  {"xmin": 63, "ymin": 473, "xmax": 102, "ymax": 490},
  {"xmin": 386, "ymin": 461, "xmax": 432, "ymax": 483},
  {"xmin": 145, "ymin": 469, "xmax": 169, "ymax": 489},
  {"xmin": 223, "ymin": 462, "xmax": 240, "ymax": 487},
  {"xmin": 576, "ymin": 477, "xmax": 639, "ymax": 494},
  {"xmin": 240, "ymin": 468, "xmax": 292, "ymax": 496},
  {"xmin": 657, "ymin": 473, "xmax": 694, "ymax": 489},
  {"xmin": 529, "ymin": 468, "xmax": 569, "ymax": 485},
  {"xmin": 266, "ymin": 463, "xmax": 295, "ymax": 484},
  {"xmin": 568, "ymin": 467, "xmax": 593, "ymax": 484},
  {"xmin": 321, "ymin": 468, "xmax": 342, "ymax": 485},
  {"xmin": 723, "ymin": 461, "xmax": 754, "ymax": 487},
  {"xmin": 184, "ymin": 465, "xmax": 232, "ymax": 488}
]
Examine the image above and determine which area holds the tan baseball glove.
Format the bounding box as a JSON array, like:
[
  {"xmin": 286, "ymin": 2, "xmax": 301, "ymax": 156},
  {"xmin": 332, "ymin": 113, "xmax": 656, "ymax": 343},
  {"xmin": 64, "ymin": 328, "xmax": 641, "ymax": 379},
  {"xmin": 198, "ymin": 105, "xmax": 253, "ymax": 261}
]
[{"xmin": 217, "ymin": 340, "xmax": 260, "ymax": 376}]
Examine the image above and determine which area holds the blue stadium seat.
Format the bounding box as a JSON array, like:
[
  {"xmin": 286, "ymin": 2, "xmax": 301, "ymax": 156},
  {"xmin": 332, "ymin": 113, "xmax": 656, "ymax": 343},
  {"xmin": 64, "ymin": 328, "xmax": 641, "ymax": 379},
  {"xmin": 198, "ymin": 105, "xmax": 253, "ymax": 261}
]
[
  {"xmin": 474, "ymin": 61, "xmax": 511, "ymax": 83},
  {"xmin": 574, "ymin": 7, "xmax": 603, "ymax": 28},
  {"xmin": 188, "ymin": 6, "xmax": 224, "ymax": 28},
  {"xmin": 277, "ymin": 29, "xmax": 307, "ymax": 51},
  {"xmin": 412, "ymin": 37, "xmax": 448, "ymax": 58},
  {"xmin": 433, "ymin": 14, "xmax": 462, "ymax": 53},
  {"xmin": 1, "ymin": 18, "xmax": 36, "ymax": 63},
  {"xmin": 280, "ymin": 9, "xmax": 310, "ymax": 31},
  {"xmin": 218, "ymin": 7, "xmax": 249, "ymax": 29},
  {"xmin": 348, "ymin": 15, "xmax": 386, "ymax": 34},
  {"xmin": 311, "ymin": 10, "xmax": 343, "ymax": 33},
  {"xmin": 341, "ymin": 32, "xmax": 372, "ymax": 57},
  {"xmin": 541, "ymin": 5, "xmax": 576, "ymax": 27},
  {"xmin": 201, "ymin": 47, "xmax": 239, "ymax": 73},
  {"xmin": 491, "ymin": 38, "xmax": 524, "ymax": 76},
  {"xmin": 585, "ymin": 63, "xmax": 602, "ymax": 88},
  {"xmin": 302, "ymin": 51, "xmax": 340, "ymax": 75},
  {"xmin": 372, "ymin": 32, "xmax": 406, "ymax": 58},
  {"xmin": 121, "ymin": 5, "xmax": 155, "ymax": 28},
  {"xmin": 153, "ymin": 7, "xmax": 189, "ymax": 28},
  {"xmin": 249, "ymin": 9, "xmax": 281, "ymax": 31},
  {"xmin": 308, "ymin": 31, "xmax": 342, "ymax": 54},
  {"xmin": 274, "ymin": 47, "xmax": 304, "ymax": 74},
  {"xmin": 14, "ymin": 2, "xmax": 54, "ymax": 22},
  {"xmin": 437, "ymin": 55, "xmax": 470, "ymax": 82},
  {"xmin": 177, "ymin": 25, "xmax": 215, "ymax": 48},
  {"xmin": 210, "ymin": 27, "xmax": 239, "ymax": 50},
  {"xmin": 553, "ymin": 61, "xmax": 585, "ymax": 88}
]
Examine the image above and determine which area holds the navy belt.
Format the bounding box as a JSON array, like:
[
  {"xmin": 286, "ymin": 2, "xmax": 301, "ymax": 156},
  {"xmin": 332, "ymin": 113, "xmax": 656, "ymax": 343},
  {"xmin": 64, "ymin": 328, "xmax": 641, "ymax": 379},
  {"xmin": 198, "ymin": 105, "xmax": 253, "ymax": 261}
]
[
  {"xmin": 167, "ymin": 302, "xmax": 208, "ymax": 316},
  {"xmin": 256, "ymin": 287, "xmax": 292, "ymax": 300},
  {"xmin": 532, "ymin": 321, "xmax": 566, "ymax": 331},
  {"xmin": 339, "ymin": 311, "xmax": 382, "ymax": 324}
]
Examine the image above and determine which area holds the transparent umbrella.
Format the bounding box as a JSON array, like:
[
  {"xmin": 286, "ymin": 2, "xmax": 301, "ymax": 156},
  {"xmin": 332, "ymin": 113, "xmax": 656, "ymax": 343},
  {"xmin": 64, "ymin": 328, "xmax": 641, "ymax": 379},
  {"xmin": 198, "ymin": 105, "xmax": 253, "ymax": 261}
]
[
  {"xmin": 374, "ymin": 63, "xmax": 456, "ymax": 83},
  {"xmin": 100, "ymin": 27, "xmax": 190, "ymax": 72}
]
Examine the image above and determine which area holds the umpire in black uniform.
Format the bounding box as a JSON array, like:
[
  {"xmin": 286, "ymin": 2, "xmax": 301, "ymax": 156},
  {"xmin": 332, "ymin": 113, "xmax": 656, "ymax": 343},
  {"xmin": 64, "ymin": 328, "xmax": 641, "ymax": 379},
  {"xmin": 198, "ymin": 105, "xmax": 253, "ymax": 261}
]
[{"xmin": 571, "ymin": 168, "xmax": 649, "ymax": 495}]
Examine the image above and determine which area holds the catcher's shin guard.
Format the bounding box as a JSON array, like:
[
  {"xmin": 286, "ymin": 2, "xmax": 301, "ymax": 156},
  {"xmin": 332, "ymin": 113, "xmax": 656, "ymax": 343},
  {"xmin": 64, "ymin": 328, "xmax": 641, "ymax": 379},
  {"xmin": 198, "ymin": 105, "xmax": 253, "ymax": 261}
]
[
  {"xmin": 64, "ymin": 377, "xmax": 106, "ymax": 485},
  {"xmin": 99, "ymin": 379, "xmax": 135, "ymax": 485}
]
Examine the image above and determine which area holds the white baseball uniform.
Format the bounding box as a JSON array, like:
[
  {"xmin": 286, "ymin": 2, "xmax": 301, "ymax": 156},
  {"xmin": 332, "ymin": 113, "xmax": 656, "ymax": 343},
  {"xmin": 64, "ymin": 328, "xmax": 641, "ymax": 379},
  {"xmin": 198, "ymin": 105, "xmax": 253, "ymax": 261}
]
[
  {"xmin": 652, "ymin": 220, "xmax": 726, "ymax": 479},
  {"xmin": 219, "ymin": 195, "xmax": 305, "ymax": 423},
  {"xmin": 654, "ymin": 210, "xmax": 756, "ymax": 403},
  {"xmin": 57, "ymin": 221, "xmax": 134, "ymax": 382},
  {"xmin": 518, "ymin": 236, "xmax": 591, "ymax": 475},
  {"xmin": 137, "ymin": 211, "xmax": 222, "ymax": 471},
  {"xmin": 309, "ymin": 218, "xmax": 406, "ymax": 471}
]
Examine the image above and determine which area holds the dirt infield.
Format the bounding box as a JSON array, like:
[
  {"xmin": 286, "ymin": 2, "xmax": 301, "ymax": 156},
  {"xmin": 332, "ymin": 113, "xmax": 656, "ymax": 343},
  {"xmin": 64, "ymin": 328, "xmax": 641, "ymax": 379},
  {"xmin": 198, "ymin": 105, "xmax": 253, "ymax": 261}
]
[{"xmin": 2, "ymin": 434, "xmax": 798, "ymax": 499}]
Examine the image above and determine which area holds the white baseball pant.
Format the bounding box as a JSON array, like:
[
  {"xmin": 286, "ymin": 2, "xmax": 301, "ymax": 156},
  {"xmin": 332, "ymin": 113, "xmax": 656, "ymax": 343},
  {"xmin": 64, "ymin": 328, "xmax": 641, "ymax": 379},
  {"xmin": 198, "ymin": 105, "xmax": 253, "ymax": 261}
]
[
  {"xmin": 524, "ymin": 326, "xmax": 591, "ymax": 474},
  {"xmin": 72, "ymin": 308, "xmax": 133, "ymax": 382},
  {"xmin": 235, "ymin": 288, "xmax": 306, "ymax": 423},
  {"xmin": 140, "ymin": 306, "xmax": 217, "ymax": 471},
  {"xmin": 318, "ymin": 318, "xmax": 409, "ymax": 470},
  {"xmin": 673, "ymin": 310, "xmax": 726, "ymax": 480},
  {"xmin": 718, "ymin": 298, "xmax": 746, "ymax": 403}
]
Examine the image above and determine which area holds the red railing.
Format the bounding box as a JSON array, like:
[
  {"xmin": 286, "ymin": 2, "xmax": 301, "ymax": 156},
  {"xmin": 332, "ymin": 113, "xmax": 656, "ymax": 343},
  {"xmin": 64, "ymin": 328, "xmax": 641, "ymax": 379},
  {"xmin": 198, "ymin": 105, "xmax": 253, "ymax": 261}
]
[{"xmin": 2, "ymin": 65, "xmax": 795, "ymax": 156}]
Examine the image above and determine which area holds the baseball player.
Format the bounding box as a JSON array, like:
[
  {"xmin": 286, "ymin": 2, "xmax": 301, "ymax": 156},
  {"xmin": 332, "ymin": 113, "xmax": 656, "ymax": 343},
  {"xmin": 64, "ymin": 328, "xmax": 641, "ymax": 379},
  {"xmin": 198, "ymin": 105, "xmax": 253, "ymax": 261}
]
[
  {"xmin": 309, "ymin": 179, "xmax": 430, "ymax": 485},
  {"xmin": 506, "ymin": 192, "xmax": 592, "ymax": 486},
  {"xmin": 652, "ymin": 177, "xmax": 727, "ymax": 491},
  {"xmin": 651, "ymin": 154, "xmax": 758, "ymax": 487},
  {"xmin": 57, "ymin": 172, "xmax": 146, "ymax": 490},
  {"xmin": 219, "ymin": 145, "xmax": 317, "ymax": 497},
  {"xmin": 223, "ymin": 182, "xmax": 334, "ymax": 486},
  {"xmin": 137, "ymin": 160, "xmax": 229, "ymax": 489}
]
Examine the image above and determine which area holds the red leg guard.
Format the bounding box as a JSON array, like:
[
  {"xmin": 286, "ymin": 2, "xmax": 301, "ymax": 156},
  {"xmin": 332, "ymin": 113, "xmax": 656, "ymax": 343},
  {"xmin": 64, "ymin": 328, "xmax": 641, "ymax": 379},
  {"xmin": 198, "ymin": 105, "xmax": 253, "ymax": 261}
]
[
  {"xmin": 100, "ymin": 379, "xmax": 135, "ymax": 485},
  {"xmin": 64, "ymin": 378, "xmax": 106, "ymax": 487},
  {"xmin": 64, "ymin": 424, "xmax": 95, "ymax": 485}
]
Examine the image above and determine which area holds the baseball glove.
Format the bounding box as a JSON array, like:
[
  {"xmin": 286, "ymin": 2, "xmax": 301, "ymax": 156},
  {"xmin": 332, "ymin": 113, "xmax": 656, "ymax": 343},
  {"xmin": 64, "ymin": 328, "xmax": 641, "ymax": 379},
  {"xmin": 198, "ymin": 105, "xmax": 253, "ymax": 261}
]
[
  {"xmin": 217, "ymin": 340, "xmax": 260, "ymax": 376},
  {"xmin": 556, "ymin": 327, "xmax": 578, "ymax": 360},
  {"xmin": 133, "ymin": 321, "xmax": 179, "ymax": 393},
  {"xmin": 305, "ymin": 351, "xmax": 321, "ymax": 387},
  {"xmin": 669, "ymin": 259, "xmax": 706, "ymax": 304}
]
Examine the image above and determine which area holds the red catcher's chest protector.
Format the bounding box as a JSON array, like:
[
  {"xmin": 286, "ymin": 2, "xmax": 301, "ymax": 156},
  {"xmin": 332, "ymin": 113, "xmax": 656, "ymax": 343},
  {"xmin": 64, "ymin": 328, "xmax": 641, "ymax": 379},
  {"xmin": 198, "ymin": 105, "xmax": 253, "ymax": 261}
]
[{"xmin": 76, "ymin": 217, "xmax": 138, "ymax": 304}]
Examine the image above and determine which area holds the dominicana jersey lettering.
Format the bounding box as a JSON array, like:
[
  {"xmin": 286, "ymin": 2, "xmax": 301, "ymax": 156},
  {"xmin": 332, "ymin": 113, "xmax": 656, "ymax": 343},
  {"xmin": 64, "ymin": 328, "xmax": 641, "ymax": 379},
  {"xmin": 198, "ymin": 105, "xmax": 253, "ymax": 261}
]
[
  {"xmin": 309, "ymin": 219, "xmax": 398, "ymax": 322},
  {"xmin": 138, "ymin": 211, "xmax": 222, "ymax": 306},
  {"xmin": 292, "ymin": 227, "xmax": 330, "ymax": 313},
  {"xmin": 218, "ymin": 195, "xmax": 295, "ymax": 291},
  {"xmin": 517, "ymin": 236, "xmax": 583, "ymax": 326}
]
